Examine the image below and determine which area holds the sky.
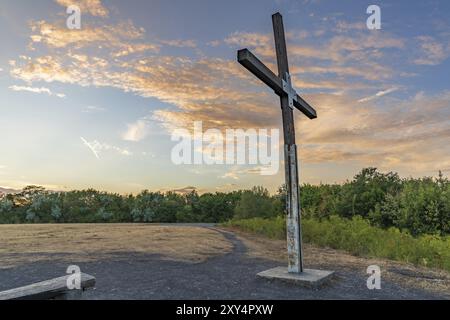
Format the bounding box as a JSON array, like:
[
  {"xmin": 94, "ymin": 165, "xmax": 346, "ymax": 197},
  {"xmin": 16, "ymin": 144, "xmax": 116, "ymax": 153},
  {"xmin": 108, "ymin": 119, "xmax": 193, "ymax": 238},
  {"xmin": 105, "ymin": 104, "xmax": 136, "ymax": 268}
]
[{"xmin": 0, "ymin": 0, "xmax": 449, "ymax": 194}]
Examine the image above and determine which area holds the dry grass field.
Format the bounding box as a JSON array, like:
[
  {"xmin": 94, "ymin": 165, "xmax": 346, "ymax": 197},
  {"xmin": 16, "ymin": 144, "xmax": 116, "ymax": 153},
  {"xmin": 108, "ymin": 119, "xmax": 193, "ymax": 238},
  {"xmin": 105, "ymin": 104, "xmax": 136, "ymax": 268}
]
[
  {"xmin": 0, "ymin": 224, "xmax": 449, "ymax": 299},
  {"xmin": 0, "ymin": 224, "xmax": 233, "ymax": 269}
]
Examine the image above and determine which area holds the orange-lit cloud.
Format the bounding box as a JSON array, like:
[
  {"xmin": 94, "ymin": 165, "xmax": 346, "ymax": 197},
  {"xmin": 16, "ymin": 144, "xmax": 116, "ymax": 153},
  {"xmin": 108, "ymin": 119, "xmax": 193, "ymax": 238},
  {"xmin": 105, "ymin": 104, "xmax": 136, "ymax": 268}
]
[
  {"xmin": 29, "ymin": 20, "xmax": 158, "ymax": 56},
  {"xmin": 8, "ymin": 11, "xmax": 450, "ymax": 179},
  {"xmin": 55, "ymin": 0, "xmax": 109, "ymax": 17}
]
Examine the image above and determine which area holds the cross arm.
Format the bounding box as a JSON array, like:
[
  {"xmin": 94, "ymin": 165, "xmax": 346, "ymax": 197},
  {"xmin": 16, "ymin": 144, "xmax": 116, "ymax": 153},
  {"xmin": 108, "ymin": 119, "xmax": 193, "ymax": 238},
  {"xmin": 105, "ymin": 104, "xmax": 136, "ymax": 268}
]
[
  {"xmin": 295, "ymin": 95, "xmax": 317, "ymax": 119},
  {"xmin": 237, "ymin": 49, "xmax": 317, "ymax": 119},
  {"xmin": 238, "ymin": 48, "xmax": 284, "ymax": 96}
]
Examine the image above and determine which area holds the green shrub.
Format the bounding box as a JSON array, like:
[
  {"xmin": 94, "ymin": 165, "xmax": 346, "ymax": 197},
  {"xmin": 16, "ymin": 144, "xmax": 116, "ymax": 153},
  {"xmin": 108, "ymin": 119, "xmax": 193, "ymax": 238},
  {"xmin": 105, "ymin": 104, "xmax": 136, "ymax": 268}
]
[
  {"xmin": 225, "ymin": 216, "xmax": 450, "ymax": 272},
  {"xmin": 234, "ymin": 186, "xmax": 276, "ymax": 219},
  {"xmin": 224, "ymin": 215, "xmax": 286, "ymax": 239}
]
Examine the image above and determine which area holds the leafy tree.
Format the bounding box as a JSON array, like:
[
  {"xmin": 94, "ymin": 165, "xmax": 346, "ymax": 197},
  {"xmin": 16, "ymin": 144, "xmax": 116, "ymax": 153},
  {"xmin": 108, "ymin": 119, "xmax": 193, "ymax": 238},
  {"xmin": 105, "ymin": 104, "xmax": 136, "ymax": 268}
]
[
  {"xmin": 0, "ymin": 198, "xmax": 14, "ymax": 223},
  {"xmin": 51, "ymin": 205, "xmax": 63, "ymax": 222},
  {"xmin": 234, "ymin": 186, "xmax": 276, "ymax": 219},
  {"xmin": 97, "ymin": 207, "xmax": 113, "ymax": 222},
  {"xmin": 0, "ymin": 169, "xmax": 447, "ymax": 237},
  {"xmin": 336, "ymin": 168, "xmax": 401, "ymax": 218},
  {"xmin": 176, "ymin": 205, "xmax": 196, "ymax": 223}
]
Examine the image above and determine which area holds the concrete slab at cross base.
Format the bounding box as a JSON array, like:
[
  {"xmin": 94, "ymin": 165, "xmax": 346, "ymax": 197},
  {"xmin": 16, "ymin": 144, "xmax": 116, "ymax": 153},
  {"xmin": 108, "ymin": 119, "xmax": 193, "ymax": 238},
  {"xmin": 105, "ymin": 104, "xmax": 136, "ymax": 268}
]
[{"xmin": 257, "ymin": 267, "xmax": 335, "ymax": 288}]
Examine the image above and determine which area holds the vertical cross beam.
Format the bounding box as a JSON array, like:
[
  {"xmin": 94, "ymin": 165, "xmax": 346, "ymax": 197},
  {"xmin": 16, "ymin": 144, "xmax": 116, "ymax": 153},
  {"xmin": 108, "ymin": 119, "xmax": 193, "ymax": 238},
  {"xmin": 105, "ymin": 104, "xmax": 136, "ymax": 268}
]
[{"xmin": 272, "ymin": 13, "xmax": 304, "ymax": 273}]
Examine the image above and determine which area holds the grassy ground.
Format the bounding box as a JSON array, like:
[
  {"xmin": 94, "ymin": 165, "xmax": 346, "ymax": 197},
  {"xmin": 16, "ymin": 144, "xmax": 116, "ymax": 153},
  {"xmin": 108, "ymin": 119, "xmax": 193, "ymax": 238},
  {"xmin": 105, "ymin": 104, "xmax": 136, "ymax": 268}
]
[
  {"xmin": 224, "ymin": 216, "xmax": 450, "ymax": 272},
  {"xmin": 0, "ymin": 224, "xmax": 232, "ymax": 269}
]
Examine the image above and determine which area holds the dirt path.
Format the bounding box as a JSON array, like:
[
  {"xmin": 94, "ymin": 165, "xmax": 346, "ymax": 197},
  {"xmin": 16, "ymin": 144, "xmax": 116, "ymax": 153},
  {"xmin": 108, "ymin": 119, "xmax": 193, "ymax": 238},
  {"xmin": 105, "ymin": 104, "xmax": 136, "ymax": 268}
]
[{"xmin": 0, "ymin": 225, "xmax": 448, "ymax": 299}]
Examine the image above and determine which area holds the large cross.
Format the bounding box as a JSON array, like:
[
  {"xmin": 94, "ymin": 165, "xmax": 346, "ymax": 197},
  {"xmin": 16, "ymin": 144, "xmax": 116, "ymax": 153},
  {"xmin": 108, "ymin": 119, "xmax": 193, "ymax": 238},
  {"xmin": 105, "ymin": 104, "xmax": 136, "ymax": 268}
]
[{"xmin": 238, "ymin": 12, "xmax": 317, "ymax": 273}]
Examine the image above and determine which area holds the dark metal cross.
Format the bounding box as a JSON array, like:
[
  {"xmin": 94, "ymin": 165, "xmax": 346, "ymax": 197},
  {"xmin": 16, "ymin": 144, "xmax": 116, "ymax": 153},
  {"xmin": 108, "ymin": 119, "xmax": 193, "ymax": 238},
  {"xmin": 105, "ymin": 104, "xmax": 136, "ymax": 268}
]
[{"xmin": 238, "ymin": 12, "xmax": 317, "ymax": 273}]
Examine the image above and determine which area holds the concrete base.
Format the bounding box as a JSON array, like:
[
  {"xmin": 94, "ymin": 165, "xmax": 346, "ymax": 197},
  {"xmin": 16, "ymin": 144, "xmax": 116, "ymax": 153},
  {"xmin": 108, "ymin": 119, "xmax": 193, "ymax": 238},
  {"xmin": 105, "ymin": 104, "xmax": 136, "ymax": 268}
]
[{"xmin": 257, "ymin": 267, "xmax": 335, "ymax": 288}]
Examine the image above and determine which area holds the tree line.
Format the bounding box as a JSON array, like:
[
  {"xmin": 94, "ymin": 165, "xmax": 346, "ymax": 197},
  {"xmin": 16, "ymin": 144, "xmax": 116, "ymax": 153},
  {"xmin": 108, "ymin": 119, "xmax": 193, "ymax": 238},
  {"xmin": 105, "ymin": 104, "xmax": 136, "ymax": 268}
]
[{"xmin": 0, "ymin": 168, "xmax": 448, "ymax": 236}]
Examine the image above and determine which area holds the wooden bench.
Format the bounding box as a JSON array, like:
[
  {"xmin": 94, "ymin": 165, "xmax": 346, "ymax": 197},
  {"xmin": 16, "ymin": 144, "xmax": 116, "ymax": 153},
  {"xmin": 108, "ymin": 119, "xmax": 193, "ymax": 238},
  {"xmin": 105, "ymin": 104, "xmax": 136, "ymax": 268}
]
[{"xmin": 0, "ymin": 273, "xmax": 96, "ymax": 300}]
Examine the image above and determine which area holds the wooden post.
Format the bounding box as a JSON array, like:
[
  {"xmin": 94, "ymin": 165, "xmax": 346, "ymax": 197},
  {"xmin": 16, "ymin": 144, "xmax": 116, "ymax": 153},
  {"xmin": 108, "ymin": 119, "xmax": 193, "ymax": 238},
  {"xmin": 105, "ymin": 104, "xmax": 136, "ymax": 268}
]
[{"xmin": 272, "ymin": 13, "xmax": 303, "ymax": 273}]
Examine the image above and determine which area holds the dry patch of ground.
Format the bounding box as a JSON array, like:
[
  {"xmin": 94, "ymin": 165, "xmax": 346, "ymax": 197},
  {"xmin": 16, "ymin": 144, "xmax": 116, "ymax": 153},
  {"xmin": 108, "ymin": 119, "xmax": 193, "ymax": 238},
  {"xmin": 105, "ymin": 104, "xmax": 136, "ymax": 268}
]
[
  {"xmin": 0, "ymin": 224, "xmax": 232, "ymax": 269},
  {"xmin": 223, "ymin": 227, "xmax": 450, "ymax": 298}
]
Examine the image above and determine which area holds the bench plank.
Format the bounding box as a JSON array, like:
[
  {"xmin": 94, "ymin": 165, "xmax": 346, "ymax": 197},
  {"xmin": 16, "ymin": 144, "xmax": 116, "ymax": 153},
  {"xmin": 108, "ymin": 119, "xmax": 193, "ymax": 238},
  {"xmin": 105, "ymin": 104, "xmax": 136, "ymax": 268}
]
[{"xmin": 0, "ymin": 273, "xmax": 96, "ymax": 300}]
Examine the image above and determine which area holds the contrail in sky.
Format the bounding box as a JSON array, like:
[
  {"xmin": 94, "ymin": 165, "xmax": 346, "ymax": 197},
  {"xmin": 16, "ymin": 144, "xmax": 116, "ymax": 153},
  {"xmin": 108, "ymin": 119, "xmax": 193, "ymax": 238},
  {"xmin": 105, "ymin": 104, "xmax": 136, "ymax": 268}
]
[
  {"xmin": 358, "ymin": 87, "xmax": 398, "ymax": 103},
  {"xmin": 80, "ymin": 137, "xmax": 100, "ymax": 159}
]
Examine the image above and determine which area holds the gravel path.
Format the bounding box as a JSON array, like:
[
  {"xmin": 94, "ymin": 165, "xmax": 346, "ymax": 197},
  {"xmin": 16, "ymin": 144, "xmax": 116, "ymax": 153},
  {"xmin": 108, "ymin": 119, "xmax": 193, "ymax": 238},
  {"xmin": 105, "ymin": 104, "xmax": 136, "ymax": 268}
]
[{"xmin": 0, "ymin": 226, "xmax": 445, "ymax": 299}]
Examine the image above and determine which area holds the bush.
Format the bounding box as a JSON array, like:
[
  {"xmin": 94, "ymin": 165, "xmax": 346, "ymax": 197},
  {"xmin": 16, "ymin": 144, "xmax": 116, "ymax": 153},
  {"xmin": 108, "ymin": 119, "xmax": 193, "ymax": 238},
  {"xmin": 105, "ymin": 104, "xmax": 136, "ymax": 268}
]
[
  {"xmin": 224, "ymin": 215, "xmax": 286, "ymax": 239},
  {"xmin": 234, "ymin": 186, "xmax": 276, "ymax": 219},
  {"xmin": 225, "ymin": 216, "xmax": 450, "ymax": 272}
]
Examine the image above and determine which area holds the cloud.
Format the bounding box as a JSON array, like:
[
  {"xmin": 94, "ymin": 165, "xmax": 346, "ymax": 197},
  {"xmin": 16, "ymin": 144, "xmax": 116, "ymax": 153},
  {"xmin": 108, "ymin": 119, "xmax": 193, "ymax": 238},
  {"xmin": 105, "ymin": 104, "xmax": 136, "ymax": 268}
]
[
  {"xmin": 81, "ymin": 137, "xmax": 132, "ymax": 159},
  {"xmin": 225, "ymin": 32, "xmax": 271, "ymax": 48},
  {"xmin": 220, "ymin": 166, "xmax": 276, "ymax": 180},
  {"xmin": 413, "ymin": 36, "xmax": 448, "ymax": 65},
  {"xmin": 220, "ymin": 170, "xmax": 240, "ymax": 180},
  {"xmin": 10, "ymin": 51, "xmax": 280, "ymax": 132},
  {"xmin": 82, "ymin": 105, "xmax": 106, "ymax": 113},
  {"xmin": 297, "ymin": 90, "xmax": 450, "ymax": 173},
  {"xmin": 171, "ymin": 186, "xmax": 197, "ymax": 194},
  {"xmin": 29, "ymin": 20, "xmax": 159, "ymax": 56},
  {"xmin": 224, "ymin": 29, "xmax": 405, "ymax": 83},
  {"xmin": 55, "ymin": 0, "xmax": 109, "ymax": 17},
  {"xmin": 207, "ymin": 40, "xmax": 221, "ymax": 47},
  {"xmin": 358, "ymin": 87, "xmax": 399, "ymax": 103},
  {"xmin": 160, "ymin": 39, "xmax": 197, "ymax": 48},
  {"xmin": 334, "ymin": 21, "xmax": 367, "ymax": 32},
  {"xmin": 214, "ymin": 183, "xmax": 239, "ymax": 192},
  {"xmin": 0, "ymin": 180, "xmax": 64, "ymax": 191},
  {"xmin": 9, "ymin": 85, "xmax": 66, "ymax": 98},
  {"xmin": 226, "ymin": 29, "xmax": 404, "ymax": 62},
  {"xmin": 122, "ymin": 120, "xmax": 150, "ymax": 142},
  {"xmin": 291, "ymin": 64, "xmax": 394, "ymax": 81},
  {"xmin": 156, "ymin": 185, "xmax": 210, "ymax": 194}
]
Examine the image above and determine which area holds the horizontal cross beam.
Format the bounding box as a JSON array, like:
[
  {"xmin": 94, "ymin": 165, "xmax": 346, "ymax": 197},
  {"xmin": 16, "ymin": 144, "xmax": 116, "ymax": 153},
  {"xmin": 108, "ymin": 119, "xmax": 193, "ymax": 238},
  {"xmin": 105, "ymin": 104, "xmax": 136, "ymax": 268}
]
[{"xmin": 237, "ymin": 48, "xmax": 317, "ymax": 119}]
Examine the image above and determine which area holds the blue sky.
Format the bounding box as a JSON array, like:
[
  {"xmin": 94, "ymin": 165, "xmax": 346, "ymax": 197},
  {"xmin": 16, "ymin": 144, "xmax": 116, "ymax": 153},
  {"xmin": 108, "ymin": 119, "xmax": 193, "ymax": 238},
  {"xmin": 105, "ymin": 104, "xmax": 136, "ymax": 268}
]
[{"xmin": 0, "ymin": 0, "xmax": 449, "ymax": 194}]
